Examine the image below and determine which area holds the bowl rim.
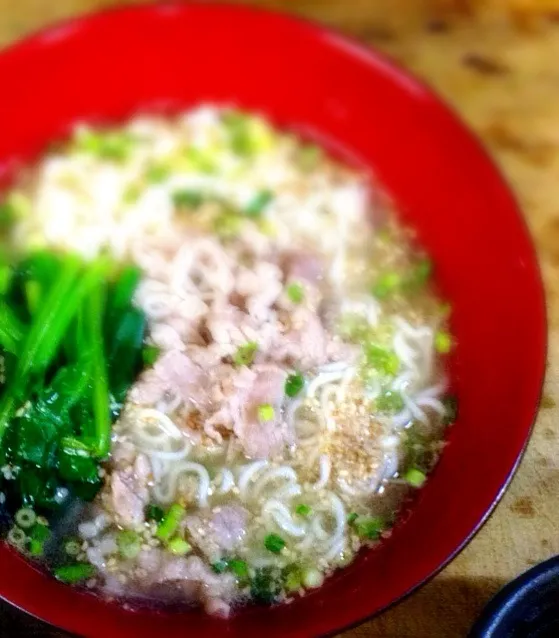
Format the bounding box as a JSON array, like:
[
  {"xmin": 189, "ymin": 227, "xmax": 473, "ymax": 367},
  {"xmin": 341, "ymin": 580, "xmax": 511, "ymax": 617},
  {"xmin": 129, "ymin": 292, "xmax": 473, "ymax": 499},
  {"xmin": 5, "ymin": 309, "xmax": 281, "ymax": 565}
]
[{"xmin": 0, "ymin": 3, "xmax": 548, "ymax": 637}]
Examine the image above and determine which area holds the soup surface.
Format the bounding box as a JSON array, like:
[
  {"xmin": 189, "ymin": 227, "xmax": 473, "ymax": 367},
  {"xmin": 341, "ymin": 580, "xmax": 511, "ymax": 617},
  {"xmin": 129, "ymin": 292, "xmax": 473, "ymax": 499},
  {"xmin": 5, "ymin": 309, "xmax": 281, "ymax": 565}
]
[{"xmin": 0, "ymin": 107, "xmax": 455, "ymax": 616}]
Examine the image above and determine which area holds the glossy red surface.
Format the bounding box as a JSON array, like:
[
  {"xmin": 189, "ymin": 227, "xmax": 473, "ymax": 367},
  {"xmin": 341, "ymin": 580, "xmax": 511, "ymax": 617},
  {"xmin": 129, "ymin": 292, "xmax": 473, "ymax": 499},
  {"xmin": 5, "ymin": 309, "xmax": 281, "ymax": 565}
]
[{"xmin": 0, "ymin": 4, "xmax": 546, "ymax": 637}]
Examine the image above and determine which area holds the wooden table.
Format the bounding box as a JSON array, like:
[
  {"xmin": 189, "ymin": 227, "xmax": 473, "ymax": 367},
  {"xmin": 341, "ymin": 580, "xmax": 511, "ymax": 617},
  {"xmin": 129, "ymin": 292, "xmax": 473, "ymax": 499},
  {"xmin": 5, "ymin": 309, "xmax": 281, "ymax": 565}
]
[{"xmin": 0, "ymin": 1, "xmax": 558, "ymax": 636}]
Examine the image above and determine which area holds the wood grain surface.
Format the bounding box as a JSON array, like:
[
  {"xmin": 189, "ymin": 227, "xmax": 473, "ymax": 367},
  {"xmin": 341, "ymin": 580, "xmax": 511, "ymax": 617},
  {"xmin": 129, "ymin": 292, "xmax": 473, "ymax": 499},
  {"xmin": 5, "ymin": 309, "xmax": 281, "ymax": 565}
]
[{"xmin": 0, "ymin": 1, "xmax": 558, "ymax": 636}]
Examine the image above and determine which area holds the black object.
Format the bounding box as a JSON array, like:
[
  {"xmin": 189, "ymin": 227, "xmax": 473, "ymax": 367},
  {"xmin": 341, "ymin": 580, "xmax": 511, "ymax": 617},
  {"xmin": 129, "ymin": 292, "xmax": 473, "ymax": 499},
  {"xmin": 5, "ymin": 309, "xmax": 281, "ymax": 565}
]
[{"xmin": 470, "ymin": 555, "xmax": 559, "ymax": 638}]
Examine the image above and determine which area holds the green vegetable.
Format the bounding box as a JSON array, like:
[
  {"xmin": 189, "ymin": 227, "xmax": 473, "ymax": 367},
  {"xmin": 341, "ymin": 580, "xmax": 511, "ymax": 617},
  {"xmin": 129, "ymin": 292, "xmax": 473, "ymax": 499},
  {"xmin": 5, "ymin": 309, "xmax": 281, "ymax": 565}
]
[
  {"xmin": 364, "ymin": 344, "xmax": 399, "ymax": 376},
  {"xmin": 7, "ymin": 526, "xmax": 26, "ymax": 549},
  {"xmin": 228, "ymin": 558, "xmax": 249, "ymax": 581},
  {"xmin": 285, "ymin": 372, "xmax": 304, "ymax": 398},
  {"xmin": 156, "ymin": 503, "xmax": 185, "ymax": 542},
  {"xmin": 283, "ymin": 564, "xmax": 302, "ymax": 592},
  {"xmin": 213, "ymin": 210, "xmax": 242, "ymax": 239},
  {"xmin": 244, "ymin": 190, "xmax": 273, "ymax": 217},
  {"xmin": 29, "ymin": 523, "xmax": 51, "ymax": 543},
  {"xmin": 184, "ymin": 147, "xmax": 215, "ymax": 173},
  {"xmin": 354, "ymin": 516, "xmax": 385, "ymax": 540},
  {"xmin": 146, "ymin": 163, "xmax": 170, "ymax": 183},
  {"xmin": 0, "ymin": 299, "xmax": 25, "ymax": 354},
  {"xmin": 404, "ymin": 467, "xmax": 427, "ymax": 488},
  {"xmin": 372, "ymin": 272, "xmax": 401, "ymax": 299},
  {"xmin": 232, "ymin": 341, "xmax": 258, "ymax": 367},
  {"xmin": 142, "ymin": 345, "xmax": 160, "ymax": 366},
  {"xmin": 347, "ymin": 512, "xmax": 359, "ymax": 525},
  {"xmin": 295, "ymin": 504, "xmax": 312, "ymax": 517},
  {"xmin": 286, "ymin": 282, "xmax": 304, "ymax": 304},
  {"xmin": 15, "ymin": 507, "xmax": 36, "ymax": 529},
  {"xmin": 257, "ymin": 404, "xmax": 275, "ymax": 422},
  {"xmin": 376, "ymin": 390, "xmax": 405, "ymax": 413},
  {"xmin": 408, "ymin": 258, "xmax": 432, "ymax": 289},
  {"xmin": 172, "ymin": 189, "xmax": 205, "ymax": 209},
  {"xmin": 435, "ymin": 330, "xmax": 452, "ymax": 354},
  {"xmin": 54, "ymin": 563, "xmax": 96, "ymax": 584},
  {"xmin": 212, "ymin": 559, "xmax": 229, "ymax": 574},
  {"xmin": 167, "ymin": 537, "xmax": 192, "ymax": 556},
  {"xmin": 28, "ymin": 539, "xmax": 45, "ymax": 557},
  {"xmin": 86, "ymin": 280, "xmax": 111, "ymax": 458},
  {"xmin": 264, "ymin": 533, "xmax": 286, "ymax": 554},
  {"xmin": 251, "ymin": 566, "xmax": 283, "ymax": 604},
  {"xmin": 145, "ymin": 503, "xmax": 165, "ymax": 523},
  {"xmin": 117, "ymin": 529, "xmax": 141, "ymax": 559},
  {"xmin": 64, "ymin": 539, "xmax": 81, "ymax": 557},
  {"xmin": 74, "ymin": 128, "xmax": 134, "ymax": 162}
]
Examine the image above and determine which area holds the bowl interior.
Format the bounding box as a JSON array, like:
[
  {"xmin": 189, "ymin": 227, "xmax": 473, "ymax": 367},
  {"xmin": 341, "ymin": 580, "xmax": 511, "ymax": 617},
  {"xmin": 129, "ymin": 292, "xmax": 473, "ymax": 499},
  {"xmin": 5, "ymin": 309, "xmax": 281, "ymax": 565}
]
[{"xmin": 0, "ymin": 5, "xmax": 546, "ymax": 638}]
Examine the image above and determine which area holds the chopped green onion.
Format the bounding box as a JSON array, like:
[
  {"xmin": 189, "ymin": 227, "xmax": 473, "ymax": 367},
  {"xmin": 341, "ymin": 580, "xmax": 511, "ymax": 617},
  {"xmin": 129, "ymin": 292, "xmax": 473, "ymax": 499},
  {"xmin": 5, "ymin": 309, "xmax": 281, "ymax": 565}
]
[
  {"xmin": 365, "ymin": 344, "xmax": 399, "ymax": 376},
  {"xmin": 372, "ymin": 272, "xmax": 401, "ymax": 299},
  {"xmin": 405, "ymin": 467, "xmax": 427, "ymax": 488},
  {"xmin": 244, "ymin": 190, "xmax": 273, "ymax": 217},
  {"xmin": 302, "ymin": 567, "xmax": 324, "ymax": 589},
  {"xmin": 286, "ymin": 282, "xmax": 304, "ymax": 304},
  {"xmin": 184, "ymin": 146, "xmax": 216, "ymax": 173},
  {"xmin": 354, "ymin": 516, "xmax": 385, "ymax": 540},
  {"xmin": 295, "ymin": 504, "xmax": 312, "ymax": 517},
  {"xmin": 347, "ymin": 512, "xmax": 359, "ymax": 525},
  {"xmin": 376, "ymin": 390, "xmax": 405, "ymax": 414},
  {"xmin": 264, "ymin": 533, "xmax": 286, "ymax": 554},
  {"xmin": 285, "ymin": 372, "xmax": 304, "ymax": 398},
  {"xmin": 213, "ymin": 211, "xmax": 242, "ymax": 239},
  {"xmin": 167, "ymin": 537, "xmax": 192, "ymax": 556},
  {"xmin": 156, "ymin": 503, "xmax": 186, "ymax": 542},
  {"xmin": 64, "ymin": 539, "xmax": 82, "ymax": 557},
  {"xmin": 212, "ymin": 559, "xmax": 229, "ymax": 574},
  {"xmin": 257, "ymin": 403, "xmax": 275, "ymax": 422},
  {"xmin": 28, "ymin": 539, "xmax": 45, "ymax": 557},
  {"xmin": 145, "ymin": 503, "xmax": 165, "ymax": 523},
  {"xmin": 172, "ymin": 189, "xmax": 205, "ymax": 209},
  {"xmin": 54, "ymin": 563, "xmax": 96, "ymax": 584},
  {"xmin": 409, "ymin": 258, "xmax": 432, "ymax": 288},
  {"xmin": 15, "ymin": 507, "xmax": 36, "ymax": 529},
  {"xmin": 146, "ymin": 163, "xmax": 170, "ymax": 183},
  {"xmin": 233, "ymin": 341, "xmax": 258, "ymax": 367},
  {"xmin": 74, "ymin": 128, "xmax": 134, "ymax": 162},
  {"xmin": 123, "ymin": 183, "xmax": 142, "ymax": 205},
  {"xmin": 228, "ymin": 558, "xmax": 249, "ymax": 581},
  {"xmin": 435, "ymin": 330, "xmax": 452, "ymax": 354},
  {"xmin": 142, "ymin": 345, "xmax": 161, "ymax": 366},
  {"xmin": 7, "ymin": 526, "xmax": 26, "ymax": 549},
  {"xmin": 283, "ymin": 564, "xmax": 302, "ymax": 592},
  {"xmin": 29, "ymin": 524, "xmax": 51, "ymax": 543},
  {"xmin": 117, "ymin": 529, "xmax": 141, "ymax": 559}
]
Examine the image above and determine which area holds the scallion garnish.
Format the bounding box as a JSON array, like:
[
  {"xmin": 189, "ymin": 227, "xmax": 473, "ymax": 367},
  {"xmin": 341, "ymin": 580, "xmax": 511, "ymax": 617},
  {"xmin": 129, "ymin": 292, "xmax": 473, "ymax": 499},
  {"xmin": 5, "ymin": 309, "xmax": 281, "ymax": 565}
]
[
  {"xmin": 435, "ymin": 330, "xmax": 452, "ymax": 354},
  {"xmin": 172, "ymin": 189, "xmax": 205, "ymax": 209},
  {"xmin": 64, "ymin": 539, "xmax": 82, "ymax": 557},
  {"xmin": 286, "ymin": 282, "xmax": 304, "ymax": 304},
  {"xmin": 364, "ymin": 344, "xmax": 399, "ymax": 376},
  {"xmin": 264, "ymin": 533, "xmax": 286, "ymax": 554},
  {"xmin": 156, "ymin": 503, "xmax": 186, "ymax": 542},
  {"xmin": 285, "ymin": 372, "xmax": 304, "ymax": 398},
  {"xmin": 117, "ymin": 529, "xmax": 141, "ymax": 559},
  {"xmin": 295, "ymin": 504, "xmax": 312, "ymax": 517},
  {"xmin": 233, "ymin": 341, "xmax": 258, "ymax": 367},
  {"xmin": 15, "ymin": 507, "xmax": 36, "ymax": 529},
  {"xmin": 372, "ymin": 272, "xmax": 401, "ymax": 299},
  {"xmin": 142, "ymin": 345, "xmax": 161, "ymax": 366},
  {"xmin": 145, "ymin": 503, "xmax": 165, "ymax": 523},
  {"xmin": 167, "ymin": 537, "xmax": 192, "ymax": 556},
  {"xmin": 54, "ymin": 563, "xmax": 96, "ymax": 584},
  {"xmin": 257, "ymin": 404, "xmax": 275, "ymax": 422},
  {"xmin": 404, "ymin": 467, "xmax": 427, "ymax": 488},
  {"xmin": 228, "ymin": 558, "xmax": 249, "ymax": 581},
  {"xmin": 354, "ymin": 516, "xmax": 385, "ymax": 540},
  {"xmin": 7, "ymin": 526, "xmax": 26, "ymax": 549},
  {"xmin": 244, "ymin": 190, "xmax": 273, "ymax": 217}
]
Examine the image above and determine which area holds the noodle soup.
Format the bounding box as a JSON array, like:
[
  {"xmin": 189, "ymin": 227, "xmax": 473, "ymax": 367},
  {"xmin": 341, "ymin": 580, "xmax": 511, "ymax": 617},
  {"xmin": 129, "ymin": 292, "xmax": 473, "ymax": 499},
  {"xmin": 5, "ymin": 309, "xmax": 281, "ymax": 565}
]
[{"xmin": 0, "ymin": 107, "xmax": 455, "ymax": 616}]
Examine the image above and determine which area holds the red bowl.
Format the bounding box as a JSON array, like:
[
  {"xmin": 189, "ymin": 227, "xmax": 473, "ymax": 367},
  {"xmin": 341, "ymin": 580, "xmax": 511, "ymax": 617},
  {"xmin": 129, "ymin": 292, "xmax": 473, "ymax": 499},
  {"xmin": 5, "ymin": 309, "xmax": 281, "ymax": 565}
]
[{"xmin": 0, "ymin": 4, "xmax": 546, "ymax": 637}]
